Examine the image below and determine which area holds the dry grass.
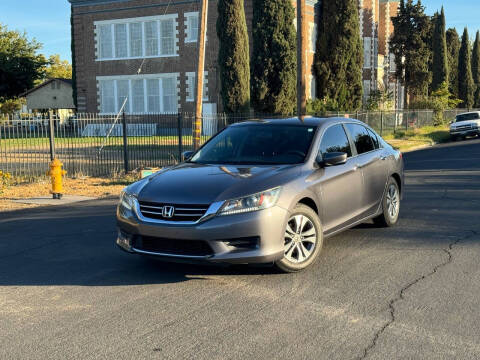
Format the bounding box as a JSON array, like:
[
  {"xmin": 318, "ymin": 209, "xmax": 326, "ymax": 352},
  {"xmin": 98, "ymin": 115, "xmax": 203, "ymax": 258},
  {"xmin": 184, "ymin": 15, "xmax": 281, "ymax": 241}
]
[{"xmin": 0, "ymin": 174, "xmax": 139, "ymax": 212}]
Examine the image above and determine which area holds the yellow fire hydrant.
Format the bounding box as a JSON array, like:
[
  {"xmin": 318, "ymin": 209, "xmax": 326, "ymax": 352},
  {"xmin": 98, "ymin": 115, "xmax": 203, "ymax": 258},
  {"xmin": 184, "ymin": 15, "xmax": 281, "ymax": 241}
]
[{"xmin": 46, "ymin": 158, "xmax": 67, "ymax": 199}]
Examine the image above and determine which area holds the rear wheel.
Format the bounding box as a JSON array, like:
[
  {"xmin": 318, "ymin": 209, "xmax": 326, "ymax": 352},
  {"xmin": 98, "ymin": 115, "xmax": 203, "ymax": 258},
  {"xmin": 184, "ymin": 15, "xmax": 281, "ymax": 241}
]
[
  {"xmin": 275, "ymin": 204, "xmax": 323, "ymax": 273},
  {"xmin": 373, "ymin": 177, "xmax": 401, "ymax": 227}
]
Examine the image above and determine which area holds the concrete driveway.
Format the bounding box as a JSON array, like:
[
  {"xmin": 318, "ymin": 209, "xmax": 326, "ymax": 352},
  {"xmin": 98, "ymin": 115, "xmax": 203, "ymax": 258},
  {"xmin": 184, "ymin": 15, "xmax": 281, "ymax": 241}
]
[{"xmin": 1, "ymin": 139, "xmax": 480, "ymax": 359}]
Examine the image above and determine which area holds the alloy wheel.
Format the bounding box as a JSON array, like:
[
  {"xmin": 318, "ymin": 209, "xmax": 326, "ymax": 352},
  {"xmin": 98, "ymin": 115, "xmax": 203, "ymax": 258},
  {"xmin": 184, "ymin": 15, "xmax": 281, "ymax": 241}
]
[
  {"xmin": 386, "ymin": 184, "xmax": 399, "ymax": 220},
  {"xmin": 284, "ymin": 215, "xmax": 317, "ymax": 264}
]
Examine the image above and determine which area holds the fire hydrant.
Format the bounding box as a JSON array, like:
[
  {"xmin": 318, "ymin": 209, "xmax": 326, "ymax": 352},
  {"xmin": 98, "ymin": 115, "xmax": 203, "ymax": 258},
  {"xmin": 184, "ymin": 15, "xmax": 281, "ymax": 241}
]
[{"xmin": 46, "ymin": 158, "xmax": 67, "ymax": 199}]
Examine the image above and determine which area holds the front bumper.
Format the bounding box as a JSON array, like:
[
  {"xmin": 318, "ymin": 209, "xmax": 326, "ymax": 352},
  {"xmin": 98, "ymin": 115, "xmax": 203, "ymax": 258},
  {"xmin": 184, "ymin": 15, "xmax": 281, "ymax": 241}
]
[
  {"xmin": 450, "ymin": 128, "xmax": 479, "ymax": 137},
  {"xmin": 116, "ymin": 203, "xmax": 289, "ymax": 264}
]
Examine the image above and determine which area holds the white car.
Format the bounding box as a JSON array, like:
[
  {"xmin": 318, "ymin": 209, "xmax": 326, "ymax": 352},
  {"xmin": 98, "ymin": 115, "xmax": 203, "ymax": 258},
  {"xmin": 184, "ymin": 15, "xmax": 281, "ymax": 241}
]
[{"xmin": 450, "ymin": 112, "xmax": 480, "ymax": 140}]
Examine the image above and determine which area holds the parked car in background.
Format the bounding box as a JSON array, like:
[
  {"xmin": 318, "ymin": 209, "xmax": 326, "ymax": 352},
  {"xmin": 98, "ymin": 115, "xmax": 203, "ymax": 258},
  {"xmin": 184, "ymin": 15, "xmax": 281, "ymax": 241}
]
[
  {"xmin": 116, "ymin": 118, "xmax": 404, "ymax": 272},
  {"xmin": 450, "ymin": 111, "xmax": 480, "ymax": 140}
]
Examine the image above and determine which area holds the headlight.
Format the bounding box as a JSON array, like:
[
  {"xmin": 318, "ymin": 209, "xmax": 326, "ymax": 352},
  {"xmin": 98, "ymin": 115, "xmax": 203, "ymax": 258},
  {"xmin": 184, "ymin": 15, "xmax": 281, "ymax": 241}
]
[
  {"xmin": 119, "ymin": 190, "xmax": 137, "ymax": 211},
  {"xmin": 218, "ymin": 188, "xmax": 281, "ymax": 216}
]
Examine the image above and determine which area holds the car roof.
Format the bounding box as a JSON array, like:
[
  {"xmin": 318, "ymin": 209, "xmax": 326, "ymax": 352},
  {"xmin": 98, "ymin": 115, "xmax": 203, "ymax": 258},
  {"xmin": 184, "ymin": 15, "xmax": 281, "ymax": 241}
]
[
  {"xmin": 230, "ymin": 117, "xmax": 365, "ymax": 128},
  {"xmin": 457, "ymin": 111, "xmax": 480, "ymax": 116}
]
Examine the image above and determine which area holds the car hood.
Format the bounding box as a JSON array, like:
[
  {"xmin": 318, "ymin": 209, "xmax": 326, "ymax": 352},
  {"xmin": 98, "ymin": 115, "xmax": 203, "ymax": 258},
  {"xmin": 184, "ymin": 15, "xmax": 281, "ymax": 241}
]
[{"xmin": 137, "ymin": 163, "xmax": 301, "ymax": 204}]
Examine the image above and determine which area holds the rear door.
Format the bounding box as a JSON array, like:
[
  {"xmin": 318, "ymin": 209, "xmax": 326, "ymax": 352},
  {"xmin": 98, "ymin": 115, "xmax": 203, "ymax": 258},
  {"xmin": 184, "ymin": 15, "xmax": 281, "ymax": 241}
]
[
  {"xmin": 314, "ymin": 124, "xmax": 364, "ymax": 233},
  {"xmin": 344, "ymin": 123, "xmax": 387, "ymax": 216}
]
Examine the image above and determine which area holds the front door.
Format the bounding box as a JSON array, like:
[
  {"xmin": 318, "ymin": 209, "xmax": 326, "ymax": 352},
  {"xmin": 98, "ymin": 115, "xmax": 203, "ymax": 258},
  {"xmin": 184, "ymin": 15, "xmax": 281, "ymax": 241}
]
[{"xmin": 314, "ymin": 124, "xmax": 364, "ymax": 233}]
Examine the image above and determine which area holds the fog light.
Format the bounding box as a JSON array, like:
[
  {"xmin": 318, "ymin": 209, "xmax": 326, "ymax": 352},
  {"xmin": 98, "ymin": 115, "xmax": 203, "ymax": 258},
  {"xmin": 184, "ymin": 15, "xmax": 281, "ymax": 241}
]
[{"xmin": 117, "ymin": 230, "xmax": 133, "ymax": 252}]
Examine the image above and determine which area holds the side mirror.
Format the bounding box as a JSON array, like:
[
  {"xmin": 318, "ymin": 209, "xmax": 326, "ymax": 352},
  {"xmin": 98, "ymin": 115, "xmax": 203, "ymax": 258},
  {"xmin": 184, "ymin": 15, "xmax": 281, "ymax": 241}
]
[
  {"xmin": 182, "ymin": 151, "xmax": 194, "ymax": 161},
  {"xmin": 318, "ymin": 152, "xmax": 348, "ymax": 167}
]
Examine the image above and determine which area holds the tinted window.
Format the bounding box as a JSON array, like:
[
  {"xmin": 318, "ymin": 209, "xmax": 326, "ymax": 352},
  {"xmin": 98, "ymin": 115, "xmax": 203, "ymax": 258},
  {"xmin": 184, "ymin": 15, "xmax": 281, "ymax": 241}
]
[
  {"xmin": 191, "ymin": 124, "xmax": 316, "ymax": 165},
  {"xmin": 345, "ymin": 123, "xmax": 375, "ymax": 155},
  {"xmin": 456, "ymin": 113, "xmax": 480, "ymax": 122},
  {"xmin": 367, "ymin": 128, "xmax": 380, "ymax": 149},
  {"xmin": 319, "ymin": 125, "xmax": 352, "ymax": 158}
]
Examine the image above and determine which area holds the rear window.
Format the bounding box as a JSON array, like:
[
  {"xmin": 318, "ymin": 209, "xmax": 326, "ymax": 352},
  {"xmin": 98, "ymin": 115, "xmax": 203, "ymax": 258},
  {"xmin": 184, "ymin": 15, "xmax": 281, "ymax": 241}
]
[{"xmin": 456, "ymin": 113, "xmax": 480, "ymax": 122}]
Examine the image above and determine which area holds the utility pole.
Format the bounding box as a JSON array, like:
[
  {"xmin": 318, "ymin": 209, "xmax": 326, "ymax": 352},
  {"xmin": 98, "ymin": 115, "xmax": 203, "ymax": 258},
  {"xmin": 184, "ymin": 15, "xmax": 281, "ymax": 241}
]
[
  {"xmin": 296, "ymin": 0, "xmax": 307, "ymax": 120},
  {"xmin": 193, "ymin": 0, "xmax": 208, "ymax": 150}
]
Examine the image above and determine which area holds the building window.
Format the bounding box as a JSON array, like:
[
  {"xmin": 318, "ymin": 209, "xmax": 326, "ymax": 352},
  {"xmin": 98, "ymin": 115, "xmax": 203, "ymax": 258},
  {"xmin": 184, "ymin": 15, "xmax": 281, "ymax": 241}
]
[
  {"xmin": 95, "ymin": 15, "xmax": 178, "ymax": 61},
  {"xmin": 99, "ymin": 24, "xmax": 113, "ymax": 59},
  {"xmin": 185, "ymin": 12, "xmax": 199, "ymax": 43},
  {"xmin": 185, "ymin": 72, "xmax": 208, "ymax": 102},
  {"xmin": 160, "ymin": 19, "xmax": 175, "ymax": 55},
  {"xmin": 132, "ymin": 79, "xmax": 145, "ymax": 113},
  {"xmin": 363, "ymin": 37, "xmax": 372, "ymax": 68},
  {"xmin": 98, "ymin": 74, "xmax": 179, "ymax": 114},
  {"xmin": 100, "ymin": 80, "xmax": 115, "ymax": 114},
  {"xmin": 114, "ymin": 24, "xmax": 128, "ymax": 58},
  {"xmin": 145, "ymin": 21, "xmax": 159, "ymax": 56},
  {"xmin": 363, "ymin": 80, "xmax": 371, "ymax": 98},
  {"xmin": 147, "ymin": 79, "xmax": 161, "ymax": 112},
  {"xmin": 309, "ymin": 23, "xmax": 317, "ymax": 52}
]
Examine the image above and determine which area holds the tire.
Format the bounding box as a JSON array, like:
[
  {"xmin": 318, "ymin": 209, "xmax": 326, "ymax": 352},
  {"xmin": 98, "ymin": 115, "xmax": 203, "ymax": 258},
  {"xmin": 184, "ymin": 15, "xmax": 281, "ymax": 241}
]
[
  {"xmin": 275, "ymin": 204, "xmax": 323, "ymax": 273},
  {"xmin": 373, "ymin": 177, "xmax": 401, "ymax": 227}
]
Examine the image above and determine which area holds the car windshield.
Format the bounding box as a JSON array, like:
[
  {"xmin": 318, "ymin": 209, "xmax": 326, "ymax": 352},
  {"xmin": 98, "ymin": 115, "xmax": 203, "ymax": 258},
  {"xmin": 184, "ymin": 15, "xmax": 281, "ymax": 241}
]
[
  {"xmin": 190, "ymin": 124, "xmax": 316, "ymax": 165},
  {"xmin": 456, "ymin": 113, "xmax": 479, "ymax": 122}
]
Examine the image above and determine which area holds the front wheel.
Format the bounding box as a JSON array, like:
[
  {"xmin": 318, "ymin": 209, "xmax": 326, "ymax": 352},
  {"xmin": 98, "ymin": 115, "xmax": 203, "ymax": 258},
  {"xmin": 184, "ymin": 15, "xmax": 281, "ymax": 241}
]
[
  {"xmin": 275, "ymin": 204, "xmax": 323, "ymax": 273},
  {"xmin": 373, "ymin": 177, "xmax": 401, "ymax": 227}
]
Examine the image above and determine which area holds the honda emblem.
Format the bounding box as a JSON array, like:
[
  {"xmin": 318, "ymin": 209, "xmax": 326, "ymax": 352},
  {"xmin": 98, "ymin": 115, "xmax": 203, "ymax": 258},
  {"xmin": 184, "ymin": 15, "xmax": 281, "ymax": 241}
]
[{"xmin": 162, "ymin": 206, "xmax": 175, "ymax": 218}]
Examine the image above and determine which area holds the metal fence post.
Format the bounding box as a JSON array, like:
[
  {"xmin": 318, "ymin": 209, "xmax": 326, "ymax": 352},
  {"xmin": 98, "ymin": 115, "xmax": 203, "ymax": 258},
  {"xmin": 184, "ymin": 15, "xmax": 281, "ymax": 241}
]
[
  {"xmin": 380, "ymin": 111, "xmax": 384, "ymax": 136},
  {"xmin": 48, "ymin": 113, "xmax": 56, "ymax": 161},
  {"xmin": 121, "ymin": 111, "xmax": 129, "ymax": 173},
  {"xmin": 177, "ymin": 112, "xmax": 183, "ymax": 162}
]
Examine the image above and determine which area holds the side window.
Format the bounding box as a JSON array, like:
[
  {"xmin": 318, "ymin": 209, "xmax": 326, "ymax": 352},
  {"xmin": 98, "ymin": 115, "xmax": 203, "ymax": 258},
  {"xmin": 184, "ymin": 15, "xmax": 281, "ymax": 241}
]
[
  {"xmin": 319, "ymin": 124, "xmax": 352, "ymax": 158},
  {"xmin": 367, "ymin": 128, "xmax": 380, "ymax": 149},
  {"xmin": 345, "ymin": 123, "xmax": 375, "ymax": 155}
]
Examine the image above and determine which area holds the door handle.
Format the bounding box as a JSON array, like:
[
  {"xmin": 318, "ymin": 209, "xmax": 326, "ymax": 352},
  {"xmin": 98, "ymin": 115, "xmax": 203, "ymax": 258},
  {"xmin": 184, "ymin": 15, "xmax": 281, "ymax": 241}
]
[
  {"xmin": 380, "ymin": 155, "xmax": 387, "ymax": 160},
  {"xmin": 353, "ymin": 164, "xmax": 360, "ymax": 171}
]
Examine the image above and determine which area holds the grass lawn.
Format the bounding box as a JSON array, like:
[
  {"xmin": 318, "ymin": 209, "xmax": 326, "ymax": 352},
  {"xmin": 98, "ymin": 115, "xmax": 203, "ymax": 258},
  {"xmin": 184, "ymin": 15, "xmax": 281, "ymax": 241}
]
[{"xmin": 383, "ymin": 125, "xmax": 450, "ymax": 152}]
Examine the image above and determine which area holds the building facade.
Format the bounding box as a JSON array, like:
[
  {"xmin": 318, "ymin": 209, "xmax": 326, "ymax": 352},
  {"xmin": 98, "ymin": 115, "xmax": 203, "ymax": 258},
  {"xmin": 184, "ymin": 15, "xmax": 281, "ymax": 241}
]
[
  {"xmin": 359, "ymin": 0, "xmax": 404, "ymax": 109},
  {"xmin": 69, "ymin": 0, "xmax": 318, "ymax": 115}
]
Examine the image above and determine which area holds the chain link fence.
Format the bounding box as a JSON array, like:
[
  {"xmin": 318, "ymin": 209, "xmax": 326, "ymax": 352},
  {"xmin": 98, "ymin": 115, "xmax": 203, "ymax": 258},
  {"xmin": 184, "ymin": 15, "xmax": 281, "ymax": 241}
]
[{"xmin": 0, "ymin": 109, "xmax": 474, "ymax": 178}]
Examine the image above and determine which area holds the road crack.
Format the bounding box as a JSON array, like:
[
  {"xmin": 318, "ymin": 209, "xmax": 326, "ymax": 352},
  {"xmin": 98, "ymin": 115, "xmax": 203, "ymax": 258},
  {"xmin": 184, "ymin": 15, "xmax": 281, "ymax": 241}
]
[{"xmin": 359, "ymin": 230, "xmax": 478, "ymax": 360}]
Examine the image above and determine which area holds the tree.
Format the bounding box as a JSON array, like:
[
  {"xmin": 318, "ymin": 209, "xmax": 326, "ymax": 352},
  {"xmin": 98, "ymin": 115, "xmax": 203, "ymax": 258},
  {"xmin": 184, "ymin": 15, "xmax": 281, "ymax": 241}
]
[
  {"xmin": 431, "ymin": 7, "xmax": 448, "ymax": 91},
  {"xmin": 390, "ymin": 0, "xmax": 432, "ymax": 105},
  {"xmin": 251, "ymin": 0, "xmax": 296, "ymax": 115},
  {"xmin": 313, "ymin": 0, "xmax": 363, "ymax": 111},
  {"xmin": 446, "ymin": 28, "xmax": 461, "ymax": 98},
  {"xmin": 472, "ymin": 31, "xmax": 480, "ymax": 107},
  {"xmin": 0, "ymin": 24, "xmax": 48, "ymax": 99},
  {"xmin": 458, "ymin": 28, "xmax": 474, "ymax": 109},
  {"xmin": 43, "ymin": 54, "xmax": 72, "ymax": 80},
  {"xmin": 216, "ymin": 0, "xmax": 250, "ymax": 114}
]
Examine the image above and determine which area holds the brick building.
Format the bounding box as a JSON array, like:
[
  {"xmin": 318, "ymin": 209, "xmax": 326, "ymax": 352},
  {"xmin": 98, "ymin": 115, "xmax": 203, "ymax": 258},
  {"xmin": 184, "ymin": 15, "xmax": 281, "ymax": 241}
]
[
  {"xmin": 359, "ymin": 0, "xmax": 404, "ymax": 109},
  {"xmin": 69, "ymin": 0, "xmax": 318, "ymax": 114}
]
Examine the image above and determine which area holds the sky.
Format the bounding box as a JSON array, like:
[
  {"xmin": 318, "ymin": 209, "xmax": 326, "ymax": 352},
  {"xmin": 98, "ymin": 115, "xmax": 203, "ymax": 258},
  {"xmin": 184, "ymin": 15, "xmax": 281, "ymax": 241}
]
[{"xmin": 0, "ymin": 0, "xmax": 479, "ymax": 63}]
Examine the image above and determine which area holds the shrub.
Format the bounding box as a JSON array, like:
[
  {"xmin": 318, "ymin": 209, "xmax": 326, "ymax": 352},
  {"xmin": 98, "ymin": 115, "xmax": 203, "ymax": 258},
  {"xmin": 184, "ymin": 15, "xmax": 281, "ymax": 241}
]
[{"xmin": 0, "ymin": 170, "xmax": 12, "ymax": 195}]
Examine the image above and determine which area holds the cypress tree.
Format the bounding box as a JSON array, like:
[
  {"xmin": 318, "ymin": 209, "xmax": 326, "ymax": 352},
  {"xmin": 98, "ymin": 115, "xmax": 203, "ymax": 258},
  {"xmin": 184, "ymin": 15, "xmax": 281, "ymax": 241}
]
[
  {"xmin": 251, "ymin": 0, "xmax": 297, "ymax": 115},
  {"xmin": 313, "ymin": 0, "xmax": 363, "ymax": 111},
  {"xmin": 217, "ymin": 0, "xmax": 250, "ymax": 114},
  {"xmin": 431, "ymin": 7, "xmax": 448, "ymax": 92},
  {"xmin": 471, "ymin": 31, "xmax": 480, "ymax": 107},
  {"xmin": 458, "ymin": 28, "xmax": 474, "ymax": 109},
  {"xmin": 446, "ymin": 28, "xmax": 461, "ymax": 98}
]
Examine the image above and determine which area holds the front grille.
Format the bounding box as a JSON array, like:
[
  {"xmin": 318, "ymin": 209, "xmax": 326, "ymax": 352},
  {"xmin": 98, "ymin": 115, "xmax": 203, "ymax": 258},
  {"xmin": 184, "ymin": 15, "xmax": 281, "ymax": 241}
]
[
  {"xmin": 138, "ymin": 201, "xmax": 209, "ymax": 222},
  {"xmin": 455, "ymin": 124, "xmax": 474, "ymax": 131},
  {"xmin": 135, "ymin": 236, "xmax": 213, "ymax": 257}
]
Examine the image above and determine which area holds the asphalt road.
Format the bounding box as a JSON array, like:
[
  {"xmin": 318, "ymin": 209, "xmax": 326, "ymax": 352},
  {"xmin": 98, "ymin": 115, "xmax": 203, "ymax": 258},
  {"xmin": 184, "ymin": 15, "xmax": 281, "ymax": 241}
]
[{"xmin": 1, "ymin": 138, "xmax": 480, "ymax": 360}]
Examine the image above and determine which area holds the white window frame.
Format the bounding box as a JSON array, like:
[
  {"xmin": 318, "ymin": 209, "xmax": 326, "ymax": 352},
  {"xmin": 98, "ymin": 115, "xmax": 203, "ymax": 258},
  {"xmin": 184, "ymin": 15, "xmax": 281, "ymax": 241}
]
[
  {"xmin": 185, "ymin": 72, "xmax": 208, "ymax": 102},
  {"xmin": 95, "ymin": 14, "xmax": 178, "ymax": 61},
  {"xmin": 184, "ymin": 12, "xmax": 199, "ymax": 43},
  {"xmin": 97, "ymin": 74, "xmax": 179, "ymax": 115}
]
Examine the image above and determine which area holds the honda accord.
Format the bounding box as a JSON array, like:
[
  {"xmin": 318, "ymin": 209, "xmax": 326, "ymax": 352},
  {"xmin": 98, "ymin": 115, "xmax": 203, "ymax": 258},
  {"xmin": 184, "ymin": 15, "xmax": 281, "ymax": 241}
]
[{"xmin": 116, "ymin": 118, "xmax": 403, "ymax": 272}]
